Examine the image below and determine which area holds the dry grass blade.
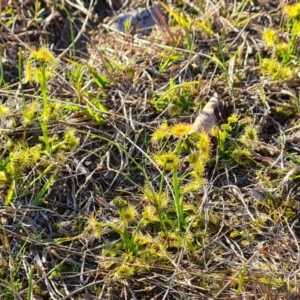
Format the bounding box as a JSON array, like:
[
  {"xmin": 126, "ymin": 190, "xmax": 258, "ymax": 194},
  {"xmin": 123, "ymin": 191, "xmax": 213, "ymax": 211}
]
[{"xmin": 152, "ymin": 3, "xmax": 175, "ymax": 43}]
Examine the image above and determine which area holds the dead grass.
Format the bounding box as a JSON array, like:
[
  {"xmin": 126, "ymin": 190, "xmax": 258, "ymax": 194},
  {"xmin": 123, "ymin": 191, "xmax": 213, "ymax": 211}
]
[{"xmin": 1, "ymin": 0, "xmax": 300, "ymax": 299}]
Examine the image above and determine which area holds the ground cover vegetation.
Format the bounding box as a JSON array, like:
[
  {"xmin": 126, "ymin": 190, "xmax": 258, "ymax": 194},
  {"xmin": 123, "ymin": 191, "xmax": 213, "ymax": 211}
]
[{"xmin": 0, "ymin": 0, "xmax": 300, "ymax": 299}]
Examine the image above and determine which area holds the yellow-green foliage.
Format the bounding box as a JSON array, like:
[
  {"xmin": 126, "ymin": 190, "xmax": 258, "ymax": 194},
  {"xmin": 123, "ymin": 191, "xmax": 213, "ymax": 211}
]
[
  {"xmin": 197, "ymin": 131, "xmax": 212, "ymax": 162},
  {"xmin": 170, "ymin": 123, "xmax": 192, "ymax": 137},
  {"xmin": 94, "ymin": 123, "xmax": 216, "ymax": 279},
  {"xmin": 120, "ymin": 205, "xmax": 137, "ymax": 225},
  {"xmin": 23, "ymin": 101, "xmax": 38, "ymax": 125},
  {"xmin": 260, "ymin": 4, "xmax": 300, "ymax": 79},
  {"xmin": 239, "ymin": 125, "xmax": 258, "ymax": 147},
  {"xmin": 62, "ymin": 129, "xmax": 80, "ymax": 150},
  {"xmin": 260, "ymin": 59, "xmax": 295, "ymax": 80},
  {"xmin": 143, "ymin": 186, "xmax": 170, "ymax": 209},
  {"xmin": 141, "ymin": 205, "xmax": 160, "ymax": 224},
  {"xmin": 275, "ymin": 43, "xmax": 289, "ymax": 59},
  {"xmin": 24, "ymin": 45, "xmax": 59, "ymax": 84},
  {"xmin": 263, "ymin": 28, "xmax": 278, "ymax": 47},
  {"xmin": 87, "ymin": 214, "xmax": 103, "ymax": 239},
  {"xmin": 0, "ymin": 171, "xmax": 8, "ymax": 183},
  {"xmin": 285, "ymin": 3, "xmax": 300, "ymax": 18},
  {"xmin": 153, "ymin": 151, "xmax": 181, "ymax": 170},
  {"xmin": 151, "ymin": 122, "xmax": 169, "ymax": 143},
  {"xmin": 231, "ymin": 148, "xmax": 252, "ymax": 165},
  {"xmin": 113, "ymin": 263, "xmax": 135, "ymax": 280},
  {"xmin": 152, "ymin": 123, "xmax": 211, "ymax": 192},
  {"xmin": 0, "ymin": 104, "xmax": 8, "ymax": 115},
  {"xmin": 275, "ymin": 102, "xmax": 297, "ymax": 118},
  {"xmin": 6, "ymin": 143, "xmax": 42, "ymax": 178}
]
